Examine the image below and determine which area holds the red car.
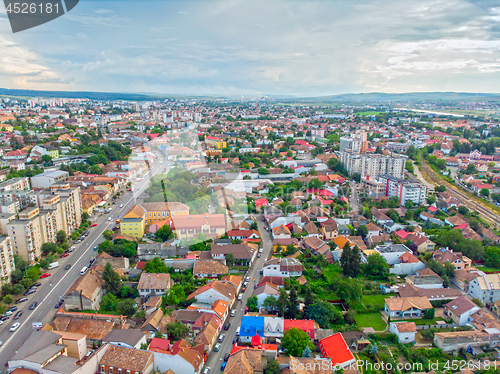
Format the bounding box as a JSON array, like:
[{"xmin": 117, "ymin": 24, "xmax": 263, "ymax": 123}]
[
  {"xmin": 127, "ymin": 188, "xmax": 131, "ymax": 191},
  {"xmin": 90, "ymin": 223, "xmax": 98, "ymax": 227},
  {"xmin": 61, "ymin": 253, "xmax": 69, "ymax": 258},
  {"xmin": 40, "ymin": 273, "xmax": 51, "ymax": 279}
]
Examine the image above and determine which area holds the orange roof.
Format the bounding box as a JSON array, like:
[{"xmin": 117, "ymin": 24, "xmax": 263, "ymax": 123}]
[{"xmin": 319, "ymin": 333, "xmax": 355, "ymax": 366}]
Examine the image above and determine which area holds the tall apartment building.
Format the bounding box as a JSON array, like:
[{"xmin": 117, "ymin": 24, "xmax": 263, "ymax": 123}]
[
  {"xmin": 340, "ymin": 151, "xmax": 405, "ymax": 179},
  {"xmin": 0, "ymin": 236, "xmax": 14, "ymax": 287},
  {"xmin": 339, "ymin": 136, "xmax": 368, "ymax": 154},
  {"xmin": 0, "ymin": 177, "xmax": 30, "ymax": 192},
  {"xmin": 378, "ymin": 175, "xmax": 427, "ymax": 206},
  {"xmin": 8, "ymin": 187, "xmax": 82, "ymax": 262}
]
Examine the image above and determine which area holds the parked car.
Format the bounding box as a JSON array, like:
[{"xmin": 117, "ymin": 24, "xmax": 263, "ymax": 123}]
[
  {"xmin": 64, "ymin": 264, "xmax": 71, "ymax": 270},
  {"xmin": 90, "ymin": 223, "xmax": 98, "ymax": 227},
  {"xmin": 8, "ymin": 306, "xmax": 17, "ymax": 312},
  {"xmin": 40, "ymin": 273, "xmax": 51, "ymax": 279},
  {"xmin": 61, "ymin": 253, "xmax": 69, "ymax": 258},
  {"xmin": 230, "ymin": 309, "xmax": 236, "ymax": 317},
  {"xmin": 224, "ymin": 353, "xmax": 230, "ymax": 362},
  {"xmin": 237, "ymin": 293, "xmax": 243, "ymax": 301},
  {"xmin": 29, "ymin": 302, "xmax": 37, "ymax": 310},
  {"xmin": 13, "ymin": 311, "xmax": 23, "ymax": 320},
  {"xmin": 0, "ymin": 315, "xmax": 9, "ymax": 321},
  {"xmin": 55, "ymin": 300, "xmax": 64, "ymax": 309},
  {"xmin": 214, "ymin": 343, "xmax": 221, "ymax": 352},
  {"xmin": 218, "ymin": 334, "xmax": 225, "ymax": 342},
  {"xmin": 10, "ymin": 322, "xmax": 20, "ymax": 332},
  {"xmin": 202, "ymin": 367, "xmax": 210, "ymax": 374},
  {"xmin": 33, "ymin": 282, "xmax": 41, "ymax": 287},
  {"xmin": 15, "ymin": 297, "xmax": 28, "ymax": 304},
  {"xmin": 257, "ymin": 253, "xmax": 261, "ymax": 258},
  {"xmin": 233, "ymin": 337, "xmax": 238, "ymax": 344},
  {"xmin": 224, "ymin": 323, "xmax": 231, "ymax": 330},
  {"xmin": 24, "ymin": 288, "xmax": 36, "ymax": 296},
  {"xmin": 221, "ymin": 362, "xmax": 226, "ymax": 371}
]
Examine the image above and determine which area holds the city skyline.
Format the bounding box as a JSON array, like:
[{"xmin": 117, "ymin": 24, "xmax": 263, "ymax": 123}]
[{"xmin": 1, "ymin": 0, "xmax": 500, "ymax": 96}]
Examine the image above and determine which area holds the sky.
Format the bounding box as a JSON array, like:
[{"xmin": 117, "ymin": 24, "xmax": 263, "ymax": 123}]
[{"xmin": 0, "ymin": 0, "xmax": 500, "ymax": 96}]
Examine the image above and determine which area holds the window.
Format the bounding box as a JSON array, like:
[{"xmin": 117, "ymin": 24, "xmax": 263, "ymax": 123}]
[
  {"xmin": 100, "ymin": 366, "xmax": 105, "ymax": 374},
  {"xmin": 109, "ymin": 367, "xmax": 114, "ymax": 374},
  {"xmin": 118, "ymin": 369, "xmax": 122, "ymax": 374}
]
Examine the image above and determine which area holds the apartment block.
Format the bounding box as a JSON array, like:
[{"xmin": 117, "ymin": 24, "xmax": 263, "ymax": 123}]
[
  {"xmin": 0, "ymin": 177, "xmax": 30, "ymax": 192},
  {"xmin": 378, "ymin": 175, "xmax": 427, "ymax": 205},
  {"xmin": 0, "ymin": 236, "xmax": 14, "ymax": 287},
  {"xmin": 8, "ymin": 187, "xmax": 82, "ymax": 262},
  {"xmin": 340, "ymin": 151, "xmax": 405, "ymax": 179}
]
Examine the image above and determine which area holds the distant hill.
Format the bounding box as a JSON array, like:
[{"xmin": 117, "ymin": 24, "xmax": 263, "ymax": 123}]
[
  {"xmin": 277, "ymin": 92, "xmax": 500, "ymax": 104},
  {"xmin": 0, "ymin": 88, "xmax": 162, "ymax": 101}
]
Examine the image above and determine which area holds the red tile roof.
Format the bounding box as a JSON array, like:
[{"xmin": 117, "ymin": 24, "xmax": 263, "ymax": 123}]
[{"xmin": 319, "ymin": 333, "xmax": 355, "ymax": 366}]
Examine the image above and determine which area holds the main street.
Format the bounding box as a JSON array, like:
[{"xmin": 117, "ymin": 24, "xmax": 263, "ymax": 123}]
[
  {"xmin": 0, "ymin": 150, "xmax": 166, "ymax": 368},
  {"xmin": 203, "ymin": 215, "xmax": 272, "ymax": 374}
]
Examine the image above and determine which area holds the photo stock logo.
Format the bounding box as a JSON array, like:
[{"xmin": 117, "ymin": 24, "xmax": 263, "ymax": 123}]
[{"xmin": 4, "ymin": 0, "xmax": 78, "ymax": 33}]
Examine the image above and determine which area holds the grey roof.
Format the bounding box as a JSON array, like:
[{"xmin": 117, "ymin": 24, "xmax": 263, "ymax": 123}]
[
  {"xmin": 377, "ymin": 244, "xmax": 411, "ymax": 254},
  {"xmin": 11, "ymin": 330, "xmax": 62, "ymax": 361},
  {"xmin": 102, "ymin": 329, "xmax": 146, "ymax": 347},
  {"xmin": 25, "ymin": 344, "xmax": 67, "ymax": 364},
  {"xmin": 31, "ymin": 170, "xmax": 68, "ymax": 178},
  {"xmin": 43, "ymin": 355, "xmax": 79, "ymax": 374}
]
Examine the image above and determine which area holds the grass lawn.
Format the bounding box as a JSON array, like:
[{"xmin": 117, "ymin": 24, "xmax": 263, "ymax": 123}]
[
  {"xmin": 361, "ymin": 294, "xmax": 388, "ymax": 310},
  {"xmin": 403, "ymin": 317, "xmax": 445, "ymax": 326},
  {"xmin": 476, "ymin": 265, "xmax": 500, "ymax": 273},
  {"xmin": 354, "ymin": 312, "xmax": 387, "ymax": 331}
]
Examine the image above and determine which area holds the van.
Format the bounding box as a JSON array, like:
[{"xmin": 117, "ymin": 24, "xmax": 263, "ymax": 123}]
[
  {"xmin": 80, "ymin": 266, "xmax": 88, "ymax": 275},
  {"xmin": 48, "ymin": 262, "xmax": 59, "ymax": 270}
]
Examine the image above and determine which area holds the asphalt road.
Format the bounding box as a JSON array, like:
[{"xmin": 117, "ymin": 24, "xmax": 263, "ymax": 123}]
[
  {"xmin": 203, "ymin": 215, "xmax": 272, "ymax": 374},
  {"xmin": 0, "ymin": 151, "xmax": 166, "ymax": 369},
  {"xmin": 350, "ymin": 181, "xmax": 359, "ymax": 212}
]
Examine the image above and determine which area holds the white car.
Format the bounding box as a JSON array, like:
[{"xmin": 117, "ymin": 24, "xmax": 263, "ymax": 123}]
[
  {"xmin": 237, "ymin": 293, "xmax": 243, "ymax": 301},
  {"xmin": 10, "ymin": 322, "xmax": 20, "ymax": 332},
  {"xmin": 230, "ymin": 309, "xmax": 236, "ymax": 317},
  {"xmin": 120, "ymin": 204, "xmax": 123, "ymax": 208},
  {"xmin": 108, "ymin": 217, "xmax": 112, "ymax": 221}
]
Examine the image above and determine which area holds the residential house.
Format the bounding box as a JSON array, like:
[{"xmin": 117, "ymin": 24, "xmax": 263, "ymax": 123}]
[
  {"xmin": 365, "ymin": 222, "xmax": 381, "ymax": 238},
  {"xmin": 319, "ymin": 333, "xmax": 356, "ymax": 369},
  {"xmin": 98, "ymin": 344, "xmax": 154, "ymax": 374},
  {"xmin": 262, "ymin": 257, "xmax": 304, "ymax": 278},
  {"xmin": 389, "ymin": 252, "xmax": 425, "ymax": 275},
  {"xmin": 193, "ymin": 260, "xmax": 229, "ymax": 279},
  {"xmin": 253, "ymin": 283, "xmax": 279, "ymax": 311},
  {"xmin": 102, "ymin": 329, "xmax": 147, "ymax": 349},
  {"xmin": 444, "ymin": 296, "xmax": 481, "ymax": 326},
  {"xmin": 433, "ymin": 248, "xmax": 471, "ymax": 270},
  {"xmin": 468, "ymin": 272, "xmax": 500, "ymax": 303},
  {"xmin": 64, "ymin": 269, "xmax": 105, "ymax": 310},
  {"xmin": 138, "ymin": 273, "xmax": 173, "ymax": 297},
  {"xmin": 211, "ymin": 243, "xmax": 257, "ymax": 266},
  {"xmin": 389, "ymin": 322, "xmax": 417, "ymax": 344},
  {"xmin": 384, "ymin": 297, "xmax": 433, "ymax": 318},
  {"xmin": 320, "ymin": 218, "xmax": 338, "ymax": 240},
  {"xmin": 187, "ymin": 280, "xmax": 237, "ymax": 306}
]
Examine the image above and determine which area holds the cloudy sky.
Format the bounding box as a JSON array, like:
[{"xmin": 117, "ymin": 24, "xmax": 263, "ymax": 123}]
[{"xmin": 0, "ymin": 0, "xmax": 500, "ymax": 96}]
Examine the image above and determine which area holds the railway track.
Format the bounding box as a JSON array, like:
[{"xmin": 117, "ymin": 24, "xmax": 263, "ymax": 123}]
[{"xmin": 419, "ymin": 160, "xmax": 500, "ymax": 228}]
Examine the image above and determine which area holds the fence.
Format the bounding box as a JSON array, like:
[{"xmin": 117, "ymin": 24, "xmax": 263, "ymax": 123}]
[{"xmin": 416, "ymin": 323, "xmax": 459, "ymax": 330}]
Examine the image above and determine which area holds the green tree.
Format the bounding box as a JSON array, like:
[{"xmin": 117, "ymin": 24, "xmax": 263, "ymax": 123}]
[
  {"xmin": 117, "ymin": 299, "xmax": 136, "ymax": 316},
  {"xmin": 56, "ymin": 230, "xmax": 67, "ymax": 244},
  {"xmin": 3, "ymin": 294, "xmax": 13, "ymax": 304},
  {"xmin": 286, "ymin": 287, "xmax": 300, "ymax": 319},
  {"xmin": 263, "ymin": 295, "xmax": 278, "ymax": 312},
  {"xmin": 225, "ymin": 253, "xmax": 235, "ymax": 266},
  {"xmin": 40, "ymin": 259, "xmax": 50, "ymax": 269},
  {"xmin": 41, "ymin": 154, "xmax": 52, "ymax": 163},
  {"xmin": 12, "ymin": 283, "xmax": 24, "ymax": 295},
  {"xmin": 100, "ymin": 292, "xmax": 119, "ymax": 311},
  {"xmin": 14, "ymin": 255, "xmax": 28, "ymax": 272},
  {"xmin": 89, "ymin": 165, "xmax": 104, "ymax": 175},
  {"xmin": 480, "ymin": 188, "xmax": 490, "ymax": 197},
  {"xmin": 41, "ymin": 242, "xmax": 57, "ymax": 254},
  {"xmin": 247, "ymin": 295, "xmax": 259, "ymax": 312},
  {"xmin": 365, "ymin": 254, "xmax": 390, "ymax": 279},
  {"xmin": 154, "ymin": 331, "xmax": 164, "ymax": 339},
  {"xmin": 27, "ymin": 267, "xmax": 41, "ymax": 281},
  {"xmin": 356, "ymin": 225, "xmax": 368, "ymax": 238},
  {"xmin": 102, "ymin": 230, "xmax": 114, "ymax": 241},
  {"xmin": 144, "ymin": 257, "xmax": 169, "ymax": 273},
  {"xmin": 485, "ymin": 247, "xmax": 500, "ymax": 269},
  {"xmin": 166, "ymin": 321, "xmax": 189, "ymax": 340},
  {"xmin": 155, "ymin": 224, "xmax": 174, "ymax": 241},
  {"xmin": 264, "ymin": 359, "xmax": 280, "ymax": 374},
  {"xmin": 304, "ymin": 301, "xmax": 343, "ymax": 328},
  {"xmin": 10, "ymin": 269, "xmax": 23, "ymax": 283},
  {"xmin": 281, "ymin": 328, "xmax": 314, "ymax": 357},
  {"xmin": 0, "ymin": 302, "xmax": 6, "ymax": 315},
  {"xmin": 120, "ymin": 286, "xmax": 131, "ymax": 298},
  {"xmin": 340, "ymin": 244, "xmax": 362, "ymax": 278},
  {"xmin": 336, "ymin": 278, "xmax": 362, "ymax": 307},
  {"xmin": 277, "ymin": 288, "xmax": 288, "ymax": 317},
  {"xmin": 102, "ymin": 263, "xmax": 121, "ymax": 294}
]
